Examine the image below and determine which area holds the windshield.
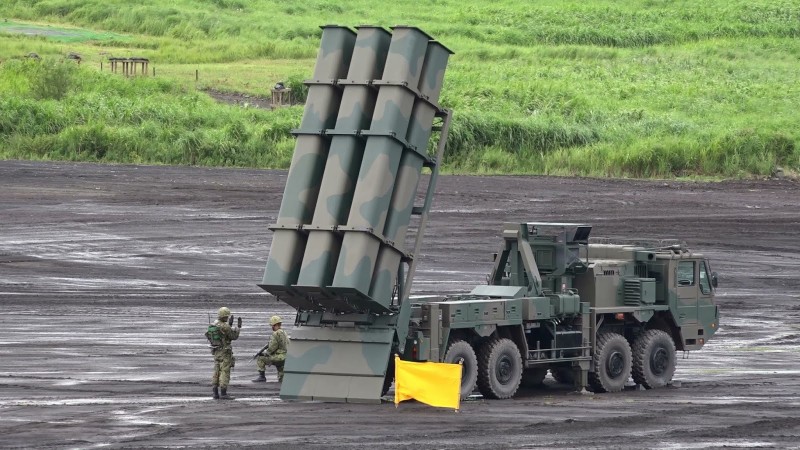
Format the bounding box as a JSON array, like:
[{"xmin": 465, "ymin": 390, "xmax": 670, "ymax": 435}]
[{"xmin": 699, "ymin": 261, "xmax": 712, "ymax": 294}]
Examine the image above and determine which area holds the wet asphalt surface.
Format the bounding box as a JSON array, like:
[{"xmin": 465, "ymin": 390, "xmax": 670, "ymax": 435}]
[{"xmin": 1, "ymin": 161, "xmax": 799, "ymax": 449}]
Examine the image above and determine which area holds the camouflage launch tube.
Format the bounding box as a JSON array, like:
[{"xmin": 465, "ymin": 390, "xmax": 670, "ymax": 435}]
[
  {"xmin": 369, "ymin": 41, "xmax": 452, "ymax": 302},
  {"xmin": 262, "ymin": 26, "xmax": 356, "ymax": 287},
  {"xmin": 331, "ymin": 26, "xmax": 432, "ymax": 300},
  {"xmin": 297, "ymin": 26, "xmax": 392, "ymax": 288}
]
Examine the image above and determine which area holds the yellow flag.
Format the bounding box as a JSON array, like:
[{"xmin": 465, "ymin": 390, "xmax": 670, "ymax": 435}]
[{"xmin": 394, "ymin": 355, "xmax": 461, "ymax": 410}]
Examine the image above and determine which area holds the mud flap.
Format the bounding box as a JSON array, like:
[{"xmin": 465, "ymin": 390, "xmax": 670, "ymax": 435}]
[{"xmin": 279, "ymin": 326, "xmax": 394, "ymax": 403}]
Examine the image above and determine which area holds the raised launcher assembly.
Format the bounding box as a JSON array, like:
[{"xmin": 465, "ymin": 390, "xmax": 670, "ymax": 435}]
[{"xmin": 259, "ymin": 25, "xmax": 453, "ymax": 403}]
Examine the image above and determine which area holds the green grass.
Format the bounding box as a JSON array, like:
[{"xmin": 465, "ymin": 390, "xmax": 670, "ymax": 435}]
[
  {"xmin": 1, "ymin": 0, "xmax": 799, "ymax": 177},
  {"xmin": 0, "ymin": 59, "xmax": 298, "ymax": 167}
]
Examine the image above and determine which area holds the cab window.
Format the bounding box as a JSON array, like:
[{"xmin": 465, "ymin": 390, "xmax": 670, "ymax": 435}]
[
  {"xmin": 699, "ymin": 261, "xmax": 712, "ymax": 294},
  {"xmin": 677, "ymin": 261, "xmax": 695, "ymax": 286}
]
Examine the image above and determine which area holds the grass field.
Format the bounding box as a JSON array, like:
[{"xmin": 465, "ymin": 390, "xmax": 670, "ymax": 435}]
[{"xmin": 1, "ymin": 0, "xmax": 799, "ymax": 177}]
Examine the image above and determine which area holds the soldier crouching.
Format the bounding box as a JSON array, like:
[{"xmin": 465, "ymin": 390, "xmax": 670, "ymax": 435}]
[
  {"xmin": 252, "ymin": 315, "xmax": 289, "ymax": 383},
  {"xmin": 206, "ymin": 306, "xmax": 241, "ymax": 400}
]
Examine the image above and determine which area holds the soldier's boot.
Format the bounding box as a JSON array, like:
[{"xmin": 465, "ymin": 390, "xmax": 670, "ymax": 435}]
[
  {"xmin": 251, "ymin": 371, "xmax": 266, "ymax": 383},
  {"xmin": 219, "ymin": 387, "xmax": 235, "ymax": 400},
  {"xmin": 212, "ymin": 385, "xmax": 220, "ymax": 400}
]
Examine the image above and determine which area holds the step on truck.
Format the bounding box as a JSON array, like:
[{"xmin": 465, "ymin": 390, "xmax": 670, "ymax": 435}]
[{"xmin": 258, "ymin": 25, "xmax": 719, "ymax": 403}]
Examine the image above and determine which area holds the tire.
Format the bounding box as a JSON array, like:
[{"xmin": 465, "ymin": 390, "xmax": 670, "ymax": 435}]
[
  {"xmin": 443, "ymin": 340, "xmax": 478, "ymax": 399},
  {"xmin": 521, "ymin": 367, "xmax": 548, "ymax": 389},
  {"xmin": 588, "ymin": 332, "xmax": 632, "ymax": 393},
  {"xmin": 632, "ymin": 329, "xmax": 677, "ymax": 389},
  {"xmin": 381, "ymin": 356, "xmax": 395, "ymax": 396},
  {"xmin": 550, "ymin": 367, "xmax": 575, "ymax": 386},
  {"xmin": 477, "ymin": 338, "xmax": 523, "ymax": 399}
]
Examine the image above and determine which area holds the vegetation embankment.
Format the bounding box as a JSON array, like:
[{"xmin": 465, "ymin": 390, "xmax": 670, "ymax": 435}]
[
  {"xmin": 0, "ymin": 60, "xmax": 297, "ymax": 167},
  {"xmin": 1, "ymin": 0, "xmax": 799, "ymax": 177}
]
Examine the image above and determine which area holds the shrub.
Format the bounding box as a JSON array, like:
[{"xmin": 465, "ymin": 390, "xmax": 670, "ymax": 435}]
[
  {"xmin": 31, "ymin": 58, "xmax": 75, "ymax": 100},
  {"xmin": 59, "ymin": 123, "xmax": 111, "ymax": 160}
]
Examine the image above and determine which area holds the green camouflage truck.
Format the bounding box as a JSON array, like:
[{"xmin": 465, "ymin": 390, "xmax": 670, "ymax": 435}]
[
  {"xmin": 259, "ymin": 25, "xmax": 719, "ymax": 403},
  {"xmin": 403, "ymin": 222, "xmax": 719, "ymax": 399}
]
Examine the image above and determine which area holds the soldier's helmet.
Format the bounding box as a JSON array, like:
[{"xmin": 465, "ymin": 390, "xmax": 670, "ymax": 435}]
[
  {"xmin": 218, "ymin": 306, "xmax": 231, "ymax": 319},
  {"xmin": 269, "ymin": 315, "xmax": 282, "ymax": 326}
]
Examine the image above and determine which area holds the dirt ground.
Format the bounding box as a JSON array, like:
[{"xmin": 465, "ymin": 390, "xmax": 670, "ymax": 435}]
[
  {"xmin": 1, "ymin": 160, "xmax": 799, "ymax": 449},
  {"xmin": 203, "ymin": 89, "xmax": 274, "ymax": 110}
]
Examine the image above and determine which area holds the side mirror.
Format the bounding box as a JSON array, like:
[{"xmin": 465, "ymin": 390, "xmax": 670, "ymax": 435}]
[{"xmin": 711, "ymin": 272, "xmax": 719, "ymax": 288}]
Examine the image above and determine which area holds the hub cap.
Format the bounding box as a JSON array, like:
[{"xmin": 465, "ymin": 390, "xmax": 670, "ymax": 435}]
[
  {"xmin": 607, "ymin": 350, "xmax": 624, "ymax": 378},
  {"xmin": 650, "ymin": 347, "xmax": 668, "ymax": 375},
  {"xmin": 496, "ymin": 354, "xmax": 513, "ymax": 384}
]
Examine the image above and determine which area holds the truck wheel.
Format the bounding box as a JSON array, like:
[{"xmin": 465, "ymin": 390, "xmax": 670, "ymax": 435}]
[
  {"xmin": 477, "ymin": 338, "xmax": 523, "ymax": 399},
  {"xmin": 521, "ymin": 367, "xmax": 548, "ymax": 389},
  {"xmin": 443, "ymin": 340, "xmax": 478, "ymax": 399},
  {"xmin": 588, "ymin": 332, "xmax": 632, "ymax": 393},
  {"xmin": 632, "ymin": 329, "xmax": 677, "ymax": 389},
  {"xmin": 550, "ymin": 367, "xmax": 575, "ymax": 385}
]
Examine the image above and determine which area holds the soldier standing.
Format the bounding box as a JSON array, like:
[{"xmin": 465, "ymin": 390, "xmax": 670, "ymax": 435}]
[
  {"xmin": 206, "ymin": 306, "xmax": 241, "ymax": 400},
  {"xmin": 252, "ymin": 315, "xmax": 289, "ymax": 383}
]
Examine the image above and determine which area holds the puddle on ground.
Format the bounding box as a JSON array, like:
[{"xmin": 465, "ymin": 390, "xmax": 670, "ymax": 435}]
[
  {"xmin": 0, "ymin": 396, "xmax": 282, "ymax": 407},
  {"xmin": 659, "ymin": 440, "xmax": 777, "ymax": 449}
]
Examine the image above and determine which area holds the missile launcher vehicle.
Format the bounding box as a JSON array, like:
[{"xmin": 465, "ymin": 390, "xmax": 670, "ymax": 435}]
[
  {"xmin": 259, "ymin": 25, "xmax": 719, "ymax": 403},
  {"xmin": 405, "ymin": 222, "xmax": 719, "ymax": 399}
]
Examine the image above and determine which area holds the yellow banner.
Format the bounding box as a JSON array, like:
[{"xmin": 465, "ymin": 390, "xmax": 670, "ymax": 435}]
[{"xmin": 394, "ymin": 355, "xmax": 461, "ymax": 410}]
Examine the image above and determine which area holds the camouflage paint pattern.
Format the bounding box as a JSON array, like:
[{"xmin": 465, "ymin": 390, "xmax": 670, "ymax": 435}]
[
  {"xmin": 572, "ymin": 243, "xmax": 719, "ymax": 350},
  {"xmin": 263, "ymin": 26, "xmax": 356, "ymax": 287},
  {"xmin": 408, "ymin": 294, "xmax": 585, "ymax": 366},
  {"xmin": 331, "ymin": 27, "xmax": 432, "ymax": 301},
  {"xmin": 297, "ymin": 26, "xmax": 392, "ymax": 288},
  {"xmin": 665, "ymin": 255, "xmax": 719, "ymax": 350},
  {"xmin": 261, "ymin": 26, "xmax": 453, "ymax": 403},
  {"xmin": 256, "ymin": 327, "xmax": 289, "ymax": 381},
  {"xmin": 256, "ymin": 354, "xmax": 286, "ymax": 382},
  {"xmin": 210, "ymin": 319, "xmax": 240, "ymax": 388},
  {"xmin": 279, "ymin": 325, "xmax": 395, "ymax": 403},
  {"xmin": 370, "ymin": 41, "xmax": 452, "ymax": 301},
  {"xmin": 403, "ymin": 223, "xmax": 716, "ymax": 397}
]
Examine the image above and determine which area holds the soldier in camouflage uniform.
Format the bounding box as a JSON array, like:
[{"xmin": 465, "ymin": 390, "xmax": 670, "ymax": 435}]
[
  {"xmin": 207, "ymin": 306, "xmax": 241, "ymax": 400},
  {"xmin": 252, "ymin": 315, "xmax": 289, "ymax": 383}
]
